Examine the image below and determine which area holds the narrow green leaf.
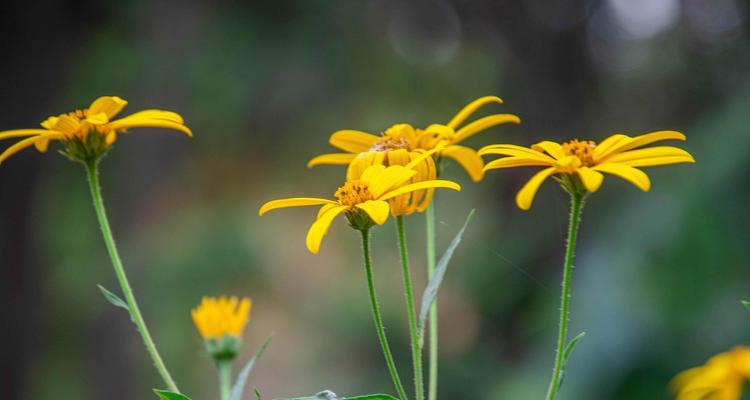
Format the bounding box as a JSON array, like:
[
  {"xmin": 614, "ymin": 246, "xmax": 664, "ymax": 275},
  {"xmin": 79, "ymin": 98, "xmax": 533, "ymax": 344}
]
[
  {"xmin": 98, "ymin": 284, "xmax": 129, "ymax": 310},
  {"xmin": 273, "ymin": 392, "xmax": 397, "ymax": 400},
  {"xmin": 556, "ymin": 332, "xmax": 586, "ymax": 392},
  {"xmin": 254, "ymin": 387, "xmax": 263, "ymax": 400},
  {"xmin": 417, "ymin": 209, "xmax": 475, "ymax": 344},
  {"xmin": 153, "ymin": 389, "xmax": 193, "ymax": 400},
  {"xmin": 229, "ymin": 333, "xmax": 274, "ymax": 400},
  {"xmin": 742, "ymin": 300, "xmax": 750, "ymax": 310},
  {"xmin": 274, "ymin": 390, "xmax": 338, "ymax": 400}
]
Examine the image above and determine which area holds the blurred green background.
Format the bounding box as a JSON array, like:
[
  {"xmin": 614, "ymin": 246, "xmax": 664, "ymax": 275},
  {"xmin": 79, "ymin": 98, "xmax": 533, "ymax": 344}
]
[{"xmin": 0, "ymin": 0, "xmax": 748, "ymax": 399}]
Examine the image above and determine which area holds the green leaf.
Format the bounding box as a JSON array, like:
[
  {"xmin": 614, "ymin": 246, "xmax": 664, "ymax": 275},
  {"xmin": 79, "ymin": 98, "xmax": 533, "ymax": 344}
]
[
  {"xmin": 229, "ymin": 333, "xmax": 273, "ymax": 400},
  {"xmin": 98, "ymin": 284, "xmax": 129, "ymax": 310},
  {"xmin": 417, "ymin": 209, "xmax": 475, "ymax": 345},
  {"xmin": 742, "ymin": 300, "xmax": 750, "ymax": 310},
  {"xmin": 153, "ymin": 389, "xmax": 193, "ymax": 400},
  {"xmin": 273, "ymin": 392, "xmax": 398, "ymax": 400},
  {"xmin": 556, "ymin": 332, "xmax": 586, "ymax": 392}
]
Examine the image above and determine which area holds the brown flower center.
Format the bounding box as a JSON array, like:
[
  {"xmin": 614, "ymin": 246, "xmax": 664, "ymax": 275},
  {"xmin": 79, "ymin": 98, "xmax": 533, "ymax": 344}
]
[
  {"xmin": 562, "ymin": 139, "xmax": 597, "ymax": 166},
  {"xmin": 334, "ymin": 180, "xmax": 374, "ymax": 206}
]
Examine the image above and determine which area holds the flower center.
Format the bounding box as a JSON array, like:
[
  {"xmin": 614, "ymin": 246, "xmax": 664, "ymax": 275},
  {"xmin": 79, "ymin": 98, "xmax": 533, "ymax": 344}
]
[
  {"xmin": 369, "ymin": 124, "xmax": 414, "ymax": 152},
  {"xmin": 562, "ymin": 139, "xmax": 597, "ymax": 166},
  {"xmin": 334, "ymin": 180, "xmax": 374, "ymax": 206}
]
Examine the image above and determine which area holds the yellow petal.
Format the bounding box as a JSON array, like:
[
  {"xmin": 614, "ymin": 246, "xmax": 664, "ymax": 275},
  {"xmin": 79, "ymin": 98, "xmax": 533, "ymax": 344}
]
[
  {"xmin": 592, "ymin": 163, "xmax": 651, "ymax": 191},
  {"xmin": 484, "ymin": 157, "xmax": 556, "ymax": 170},
  {"xmin": 329, "ymin": 130, "xmax": 379, "ymax": 153},
  {"xmin": 453, "ymin": 114, "xmax": 521, "ymax": 143},
  {"xmin": 441, "ymin": 145, "xmax": 484, "ymax": 182},
  {"xmin": 0, "ymin": 129, "xmax": 52, "ymax": 140},
  {"xmin": 379, "ymin": 179, "xmax": 460, "ymax": 201},
  {"xmin": 531, "ymin": 141, "xmax": 566, "ymax": 159},
  {"xmin": 358, "ymin": 163, "xmax": 387, "ymax": 182},
  {"xmin": 0, "ymin": 134, "xmax": 63, "ymax": 164},
  {"xmin": 348, "ymin": 152, "xmax": 385, "ymax": 181},
  {"xmin": 479, "ymin": 144, "xmax": 555, "ymax": 162},
  {"xmin": 355, "ymin": 200, "xmax": 390, "ymax": 224},
  {"xmin": 54, "ymin": 115, "xmax": 82, "ymax": 134},
  {"xmin": 87, "ymin": 96, "xmax": 128, "ymax": 119},
  {"xmin": 576, "ymin": 167, "xmax": 604, "ymax": 192},
  {"xmin": 603, "ymin": 146, "xmax": 695, "ymax": 167},
  {"xmin": 119, "ymin": 110, "xmax": 185, "ymax": 123},
  {"xmin": 446, "ymin": 96, "xmax": 503, "ymax": 129},
  {"xmin": 34, "ymin": 138, "xmax": 50, "ymax": 153},
  {"xmin": 368, "ymin": 165, "xmax": 417, "ymax": 198},
  {"xmin": 515, "ymin": 167, "xmax": 557, "ymax": 210},
  {"xmin": 85, "ymin": 112, "xmax": 109, "ymax": 125},
  {"xmin": 105, "ymin": 131, "xmax": 117, "ymax": 145},
  {"xmin": 307, "ymin": 153, "xmax": 357, "ymax": 168},
  {"xmin": 306, "ymin": 205, "xmax": 348, "ymax": 254},
  {"xmin": 106, "ymin": 117, "xmax": 192, "ymax": 137},
  {"xmin": 598, "ymin": 130, "xmax": 685, "ymax": 159},
  {"xmin": 593, "ymin": 134, "xmax": 629, "ymax": 158},
  {"xmin": 259, "ymin": 198, "xmax": 339, "ymax": 216},
  {"xmin": 317, "ymin": 203, "xmax": 339, "ymax": 219}
]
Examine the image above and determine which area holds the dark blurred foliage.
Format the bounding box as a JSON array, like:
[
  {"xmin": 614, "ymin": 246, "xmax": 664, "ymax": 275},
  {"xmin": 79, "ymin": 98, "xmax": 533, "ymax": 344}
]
[{"xmin": 0, "ymin": 0, "xmax": 749, "ymax": 399}]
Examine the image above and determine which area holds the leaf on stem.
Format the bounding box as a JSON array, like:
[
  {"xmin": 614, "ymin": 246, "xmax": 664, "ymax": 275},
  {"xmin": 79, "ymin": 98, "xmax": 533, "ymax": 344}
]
[
  {"xmin": 273, "ymin": 391, "xmax": 398, "ymax": 400},
  {"xmin": 556, "ymin": 331, "xmax": 586, "ymax": 392},
  {"xmin": 417, "ymin": 209, "xmax": 475, "ymax": 346},
  {"xmin": 255, "ymin": 387, "xmax": 263, "ymax": 400},
  {"xmin": 229, "ymin": 333, "xmax": 274, "ymax": 400},
  {"xmin": 742, "ymin": 300, "xmax": 750, "ymax": 311},
  {"xmin": 98, "ymin": 284, "xmax": 129, "ymax": 310},
  {"xmin": 153, "ymin": 389, "xmax": 193, "ymax": 400}
]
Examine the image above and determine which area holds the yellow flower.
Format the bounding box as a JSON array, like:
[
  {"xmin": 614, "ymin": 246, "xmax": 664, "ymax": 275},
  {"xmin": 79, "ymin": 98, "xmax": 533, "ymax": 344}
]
[
  {"xmin": 0, "ymin": 96, "xmax": 192, "ymax": 163},
  {"xmin": 307, "ymin": 96, "xmax": 520, "ymax": 182},
  {"xmin": 672, "ymin": 346, "xmax": 750, "ymax": 400},
  {"xmin": 192, "ymin": 296, "xmax": 252, "ymax": 340},
  {"xmin": 259, "ymin": 163, "xmax": 461, "ymax": 253},
  {"xmin": 479, "ymin": 131, "xmax": 695, "ymax": 210},
  {"xmin": 346, "ymin": 133, "xmax": 438, "ymax": 216}
]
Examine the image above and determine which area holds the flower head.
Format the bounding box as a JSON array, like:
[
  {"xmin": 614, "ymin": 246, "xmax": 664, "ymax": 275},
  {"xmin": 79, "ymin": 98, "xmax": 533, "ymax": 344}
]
[
  {"xmin": 0, "ymin": 96, "xmax": 192, "ymax": 163},
  {"xmin": 479, "ymin": 131, "xmax": 695, "ymax": 210},
  {"xmin": 259, "ymin": 161, "xmax": 461, "ymax": 253},
  {"xmin": 192, "ymin": 296, "xmax": 252, "ymax": 360},
  {"xmin": 308, "ymin": 96, "xmax": 520, "ymax": 182},
  {"xmin": 672, "ymin": 346, "xmax": 750, "ymax": 400}
]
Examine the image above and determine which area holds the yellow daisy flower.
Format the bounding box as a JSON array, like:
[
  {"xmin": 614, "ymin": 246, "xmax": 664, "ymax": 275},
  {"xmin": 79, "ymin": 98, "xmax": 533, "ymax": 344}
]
[
  {"xmin": 259, "ymin": 163, "xmax": 461, "ymax": 254},
  {"xmin": 307, "ymin": 96, "xmax": 520, "ymax": 182},
  {"xmin": 192, "ymin": 296, "xmax": 252, "ymax": 361},
  {"xmin": 0, "ymin": 96, "xmax": 192, "ymax": 164},
  {"xmin": 672, "ymin": 346, "xmax": 750, "ymax": 400},
  {"xmin": 479, "ymin": 130, "xmax": 695, "ymax": 210},
  {"xmin": 345, "ymin": 130, "xmax": 438, "ymax": 216}
]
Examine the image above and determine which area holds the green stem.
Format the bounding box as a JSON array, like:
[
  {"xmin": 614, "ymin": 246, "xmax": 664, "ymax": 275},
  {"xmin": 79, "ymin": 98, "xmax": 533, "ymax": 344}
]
[
  {"xmin": 395, "ymin": 217, "xmax": 424, "ymax": 400},
  {"xmin": 544, "ymin": 192, "xmax": 585, "ymax": 400},
  {"xmin": 359, "ymin": 229, "xmax": 409, "ymax": 400},
  {"xmin": 218, "ymin": 360, "xmax": 232, "ymax": 400},
  {"xmin": 84, "ymin": 159, "xmax": 179, "ymax": 392},
  {"xmin": 424, "ymin": 202, "xmax": 438, "ymax": 400}
]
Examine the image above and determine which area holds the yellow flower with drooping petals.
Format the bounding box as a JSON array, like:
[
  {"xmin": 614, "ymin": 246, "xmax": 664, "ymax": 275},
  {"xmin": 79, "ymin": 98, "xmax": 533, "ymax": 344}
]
[
  {"xmin": 192, "ymin": 296, "xmax": 252, "ymax": 340},
  {"xmin": 479, "ymin": 131, "xmax": 695, "ymax": 210},
  {"xmin": 259, "ymin": 163, "xmax": 461, "ymax": 253},
  {"xmin": 672, "ymin": 346, "xmax": 750, "ymax": 400},
  {"xmin": 0, "ymin": 96, "xmax": 192, "ymax": 164},
  {"xmin": 345, "ymin": 130, "xmax": 438, "ymax": 216},
  {"xmin": 308, "ymin": 96, "xmax": 520, "ymax": 182}
]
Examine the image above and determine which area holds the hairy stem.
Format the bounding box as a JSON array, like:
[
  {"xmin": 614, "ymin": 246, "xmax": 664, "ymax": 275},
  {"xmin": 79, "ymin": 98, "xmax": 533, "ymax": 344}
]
[
  {"xmin": 85, "ymin": 159, "xmax": 179, "ymax": 392},
  {"xmin": 545, "ymin": 192, "xmax": 585, "ymax": 400},
  {"xmin": 360, "ymin": 229, "xmax": 409, "ymax": 400},
  {"xmin": 396, "ymin": 216, "xmax": 424, "ymax": 400},
  {"xmin": 424, "ymin": 202, "xmax": 438, "ymax": 400}
]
